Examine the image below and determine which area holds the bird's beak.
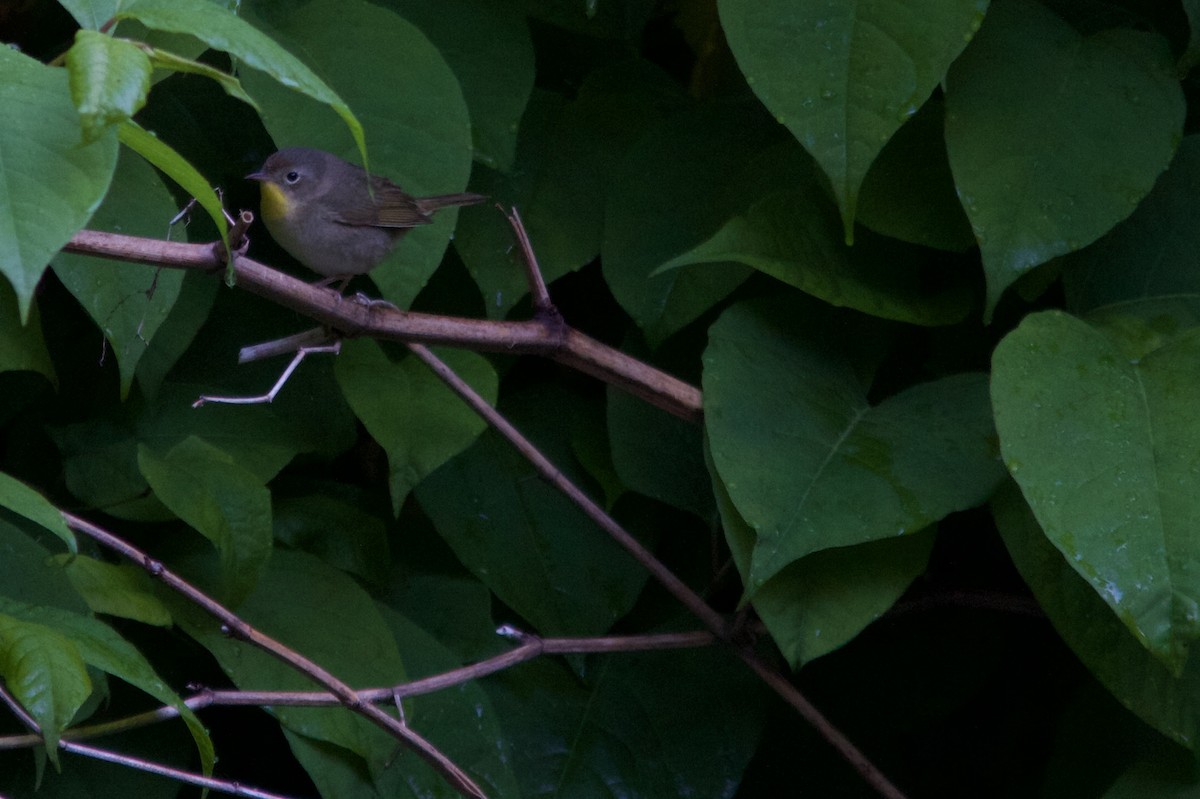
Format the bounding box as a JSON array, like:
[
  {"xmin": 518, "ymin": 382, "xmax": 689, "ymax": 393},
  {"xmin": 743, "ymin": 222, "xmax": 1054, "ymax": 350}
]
[{"xmin": 246, "ymin": 170, "xmax": 268, "ymax": 181}]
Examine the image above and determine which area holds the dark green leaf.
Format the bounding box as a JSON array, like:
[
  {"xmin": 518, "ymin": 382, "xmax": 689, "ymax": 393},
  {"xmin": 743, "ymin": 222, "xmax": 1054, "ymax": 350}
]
[
  {"xmin": 273, "ymin": 492, "xmax": 390, "ymax": 587},
  {"xmin": 144, "ymin": 46, "xmax": 258, "ymax": 108},
  {"xmin": 457, "ymin": 62, "xmax": 684, "ymax": 318},
  {"xmin": 0, "ymin": 472, "xmax": 76, "ymax": 552},
  {"xmin": 857, "ymin": 95, "xmax": 976, "ymax": 252},
  {"xmin": 719, "ymin": 0, "xmax": 988, "ymax": 238},
  {"xmin": 374, "ymin": 0, "xmax": 534, "ymax": 171},
  {"xmin": 182, "ymin": 549, "xmax": 408, "ymax": 764},
  {"xmin": 0, "ymin": 517, "xmax": 90, "ymax": 613},
  {"xmin": 711, "ymin": 440, "xmax": 934, "ymax": 667},
  {"xmin": 992, "ymin": 310, "xmax": 1200, "ymax": 673},
  {"xmin": 372, "ymin": 605, "xmax": 519, "ymax": 797},
  {"xmin": 52, "ymin": 149, "xmax": 186, "ymax": 400},
  {"xmin": 705, "ymin": 298, "xmax": 1002, "ymax": 588},
  {"xmin": 945, "ymin": 0, "xmax": 1185, "ymax": 315},
  {"xmin": 608, "ymin": 384, "xmax": 712, "ymax": 519},
  {"xmin": 485, "ymin": 648, "xmax": 764, "ymax": 797},
  {"xmin": 0, "ymin": 279, "xmax": 55, "ymax": 385},
  {"xmin": 133, "ymin": 271, "xmax": 218, "ymax": 402},
  {"xmin": 138, "ymin": 436, "xmax": 272, "ymax": 604},
  {"xmin": 1064, "ymin": 136, "xmax": 1200, "ymax": 314},
  {"xmin": 662, "ymin": 188, "xmax": 973, "ymax": 327},
  {"xmin": 602, "ymin": 102, "xmax": 782, "ymax": 344},
  {"xmin": 58, "ymin": 0, "xmax": 120, "ymax": 29},
  {"xmin": 417, "ymin": 386, "xmax": 652, "ymax": 636},
  {"xmin": 994, "ymin": 481, "xmax": 1199, "ymax": 746},
  {"xmin": 334, "ymin": 340, "xmax": 497, "ymax": 515}
]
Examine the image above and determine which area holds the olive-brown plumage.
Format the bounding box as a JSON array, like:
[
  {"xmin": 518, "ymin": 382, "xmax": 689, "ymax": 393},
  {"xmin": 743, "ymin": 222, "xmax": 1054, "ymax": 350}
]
[{"xmin": 247, "ymin": 147, "xmax": 484, "ymax": 282}]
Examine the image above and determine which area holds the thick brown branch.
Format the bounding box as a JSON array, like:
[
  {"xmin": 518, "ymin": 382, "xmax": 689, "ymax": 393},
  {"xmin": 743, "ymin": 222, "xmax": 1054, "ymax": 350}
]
[{"xmin": 62, "ymin": 229, "xmax": 702, "ymax": 423}]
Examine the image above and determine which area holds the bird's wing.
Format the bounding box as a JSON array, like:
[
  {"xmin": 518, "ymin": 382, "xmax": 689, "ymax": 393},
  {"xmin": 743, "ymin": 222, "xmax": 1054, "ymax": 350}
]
[{"xmin": 331, "ymin": 180, "xmax": 433, "ymax": 229}]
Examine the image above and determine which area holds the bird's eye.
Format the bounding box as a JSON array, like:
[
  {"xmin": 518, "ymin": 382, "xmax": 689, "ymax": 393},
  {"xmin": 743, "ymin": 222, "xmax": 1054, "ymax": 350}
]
[{"xmin": 284, "ymin": 171, "xmax": 301, "ymax": 184}]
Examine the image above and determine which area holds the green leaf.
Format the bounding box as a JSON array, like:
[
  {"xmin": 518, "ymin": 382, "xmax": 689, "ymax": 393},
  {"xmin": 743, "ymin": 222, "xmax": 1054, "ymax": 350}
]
[
  {"xmin": 0, "ymin": 613, "xmax": 91, "ymax": 758},
  {"xmin": 944, "ymin": 0, "xmax": 1185, "ymax": 316},
  {"xmin": 1063, "ymin": 136, "xmax": 1200, "ymax": 314},
  {"xmin": 992, "ymin": 310, "xmax": 1200, "ymax": 674},
  {"xmin": 1102, "ymin": 756, "xmax": 1200, "ymax": 798},
  {"xmin": 0, "ymin": 47, "xmax": 118, "ymax": 321},
  {"xmin": 372, "ymin": 605, "xmax": 520, "ymax": 797},
  {"xmin": 856, "ymin": 95, "xmax": 976, "ymax": 252},
  {"xmin": 241, "ymin": 0, "xmax": 474, "ymax": 308},
  {"xmin": 181, "ymin": 549, "xmax": 408, "ymax": 764},
  {"xmin": 49, "ymin": 555, "xmax": 172, "ymax": 627},
  {"xmin": 457, "ymin": 62, "xmax": 683, "ymax": 318},
  {"xmin": 661, "ymin": 188, "xmax": 973, "ymax": 327},
  {"xmin": 704, "ymin": 298, "xmax": 1003, "ymax": 589},
  {"xmin": 114, "ymin": 0, "xmax": 366, "ymax": 165},
  {"xmin": 1181, "ymin": 0, "xmax": 1200, "ymax": 76},
  {"xmin": 0, "ymin": 596, "xmax": 213, "ymax": 777},
  {"xmin": 143, "ymin": 381, "xmax": 355, "ymax": 484},
  {"xmin": 375, "ymin": 0, "xmax": 534, "ymax": 171},
  {"xmin": 993, "ymin": 481, "xmax": 1200, "ymax": 747},
  {"xmin": 710, "ymin": 439, "xmax": 934, "ymax": 667},
  {"xmin": 0, "ymin": 472, "xmax": 76, "ymax": 553},
  {"xmin": 52, "ymin": 416, "xmax": 171, "ymax": 522},
  {"xmin": 138, "ymin": 436, "xmax": 272, "ymax": 605},
  {"xmin": 52, "ymin": 148, "xmax": 186, "ymax": 400},
  {"xmin": 485, "ymin": 648, "xmax": 764, "ymax": 797},
  {"xmin": 66, "ymin": 30, "xmax": 153, "ymax": 143},
  {"xmin": 608, "ymin": 384, "xmax": 712, "ymax": 519},
  {"xmin": 416, "ymin": 385, "xmax": 652, "ymax": 636},
  {"xmin": 602, "ymin": 103, "xmax": 782, "ymax": 345},
  {"xmin": 334, "ymin": 340, "xmax": 497, "ymax": 515},
  {"xmin": 273, "ymin": 493, "xmax": 391, "ymax": 587},
  {"xmin": 0, "ymin": 279, "xmax": 55, "ymax": 386},
  {"xmin": 133, "ymin": 271, "xmax": 218, "ymax": 402},
  {"xmin": 0, "ymin": 517, "xmax": 90, "ymax": 614},
  {"xmin": 718, "ymin": 0, "xmax": 988, "ymax": 239},
  {"xmin": 116, "ymin": 119, "xmax": 229, "ymax": 260}
]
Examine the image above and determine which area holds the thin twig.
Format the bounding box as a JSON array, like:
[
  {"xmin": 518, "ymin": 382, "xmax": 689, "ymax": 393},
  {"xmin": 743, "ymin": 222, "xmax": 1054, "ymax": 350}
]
[
  {"xmin": 194, "ymin": 342, "xmax": 341, "ymax": 406},
  {"xmin": 505, "ymin": 207, "xmax": 554, "ymax": 315},
  {"xmin": 0, "ymin": 683, "xmax": 299, "ymax": 799},
  {"xmin": 238, "ymin": 327, "xmax": 335, "ymax": 363},
  {"xmin": 59, "ymin": 512, "xmax": 488, "ymax": 799},
  {"xmin": 0, "ymin": 629, "xmax": 718, "ymax": 750},
  {"xmin": 404, "ymin": 342, "xmax": 909, "ymax": 799}
]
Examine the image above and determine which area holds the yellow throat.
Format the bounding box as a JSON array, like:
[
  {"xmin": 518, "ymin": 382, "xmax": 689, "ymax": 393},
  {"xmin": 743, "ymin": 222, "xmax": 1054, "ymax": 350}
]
[{"xmin": 258, "ymin": 180, "xmax": 292, "ymax": 225}]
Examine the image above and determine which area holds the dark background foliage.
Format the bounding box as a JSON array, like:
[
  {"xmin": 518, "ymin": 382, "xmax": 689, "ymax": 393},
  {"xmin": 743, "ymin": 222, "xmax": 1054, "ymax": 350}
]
[{"xmin": 2, "ymin": 0, "xmax": 1200, "ymax": 796}]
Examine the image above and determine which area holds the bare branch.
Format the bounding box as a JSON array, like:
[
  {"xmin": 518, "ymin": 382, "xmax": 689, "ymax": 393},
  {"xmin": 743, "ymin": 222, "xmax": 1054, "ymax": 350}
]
[
  {"xmin": 403, "ymin": 344, "xmax": 909, "ymax": 799},
  {"xmin": 0, "ymin": 683, "xmax": 300, "ymax": 799},
  {"xmin": 194, "ymin": 341, "xmax": 342, "ymax": 406},
  {"xmin": 59, "ymin": 512, "xmax": 489, "ymax": 799},
  {"xmin": 0, "ymin": 629, "xmax": 719, "ymax": 751},
  {"xmin": 62, "ymin": 228, "xmax": 702, "ymax": 423}
]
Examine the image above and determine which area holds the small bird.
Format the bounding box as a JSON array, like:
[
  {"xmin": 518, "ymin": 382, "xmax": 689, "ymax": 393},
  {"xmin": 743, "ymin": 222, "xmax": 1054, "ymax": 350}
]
[{"xmin": 246, "ymin": 147, "xmax": 485, "ymax": 288}]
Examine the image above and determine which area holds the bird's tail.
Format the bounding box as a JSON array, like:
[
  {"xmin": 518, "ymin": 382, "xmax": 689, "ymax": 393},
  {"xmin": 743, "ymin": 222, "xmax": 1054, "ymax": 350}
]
[{"xmin": 417, "ymin": 192, "xmax": 488, "ymax": 212}]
